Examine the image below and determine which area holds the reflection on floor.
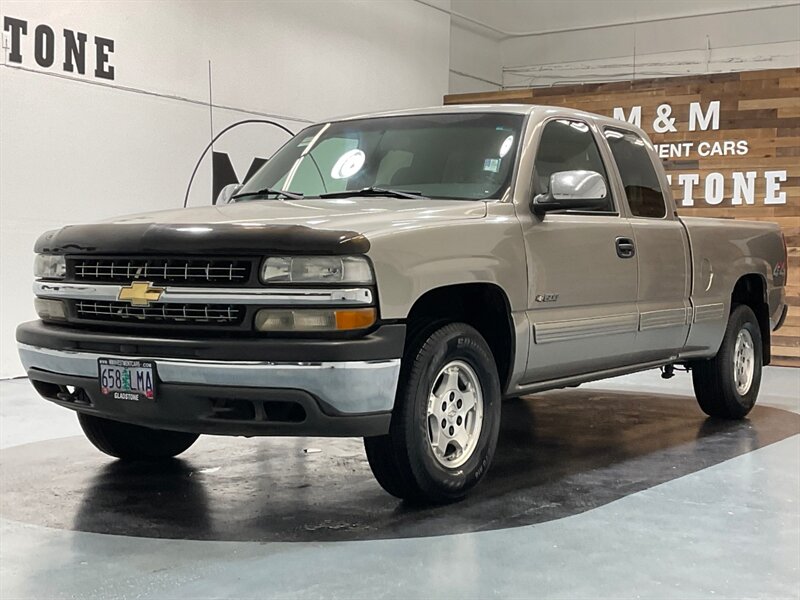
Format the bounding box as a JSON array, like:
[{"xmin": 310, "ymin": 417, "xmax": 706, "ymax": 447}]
[
  {"xmin": 1, "ymin": 367, "xmax": 798, "ymax": 599},
  {"xmin": 2, "ymin": 390, "xmax": 798, "ymax": 542}
]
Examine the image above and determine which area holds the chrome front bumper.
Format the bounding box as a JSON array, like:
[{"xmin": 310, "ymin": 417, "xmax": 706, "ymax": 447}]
[{"xmin": 18, "ymin": 343, "xmax": 400, "ymax": 414}]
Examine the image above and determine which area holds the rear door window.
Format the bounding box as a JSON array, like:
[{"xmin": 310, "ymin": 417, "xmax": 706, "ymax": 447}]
[{"xmin": 603, "ymin": 128, "xmax": 667, "ymax": 218}]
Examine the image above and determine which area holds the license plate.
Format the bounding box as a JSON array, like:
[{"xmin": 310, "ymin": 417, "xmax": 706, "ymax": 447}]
[{"xmin": 98, "ymin": 358, "xmax": 156, "ymax": 401}]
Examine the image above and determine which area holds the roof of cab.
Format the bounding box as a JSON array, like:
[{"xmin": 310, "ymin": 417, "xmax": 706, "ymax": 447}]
[
  {"xmin": 313, "ymin": 104, "xmax": 652, "ymax": 146},
  {"xmin": 330, "ymin": 103, "xmax": 643, "ymax": 133},
  {"xmin": 334, "ymin": 104, "xmax": 537, "ymax": 121}
]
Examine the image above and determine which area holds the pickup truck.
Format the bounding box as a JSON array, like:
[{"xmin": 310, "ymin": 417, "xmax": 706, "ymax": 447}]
[{"xmin": 17, "ymin": 105, "xmax": 788, "ymax": 503}]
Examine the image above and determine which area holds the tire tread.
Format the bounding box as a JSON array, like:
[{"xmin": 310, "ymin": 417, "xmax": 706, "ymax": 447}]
[
  {"xmin": 78, "ymin": 414, "xmax": 199, "ymax": 460},
  {"xmin": 365, "ymin": 321, "xmax": 501, "ymax": 503},
  {"xmin": 692, "ymin": 304, "xmax": 762, "ymax": 419}
]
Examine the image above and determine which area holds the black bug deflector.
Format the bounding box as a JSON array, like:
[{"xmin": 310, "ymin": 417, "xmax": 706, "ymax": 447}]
[{"xmin": 34, "ymin": 222, "xmax": 370, "ymax": 256}]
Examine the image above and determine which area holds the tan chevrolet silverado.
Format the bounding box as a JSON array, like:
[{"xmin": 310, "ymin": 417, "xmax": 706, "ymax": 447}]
[{"xmin": 17, "ymin": 105, "xmax": 788, "ymax": 503}]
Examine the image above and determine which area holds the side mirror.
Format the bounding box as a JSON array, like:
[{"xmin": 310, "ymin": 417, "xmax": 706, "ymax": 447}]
[
  {"xmin": 532, "ymin": 170, "xmax": 608, "ymax": 215},
  {"xmin": 215, "ymin": 183, "xmax": 242, "ymax": 205}
]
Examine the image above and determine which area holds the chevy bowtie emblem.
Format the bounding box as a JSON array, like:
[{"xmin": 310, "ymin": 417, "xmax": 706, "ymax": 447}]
[{"xmin": 118, "ymin": 281, "xmax": 164, "ymax": 306}]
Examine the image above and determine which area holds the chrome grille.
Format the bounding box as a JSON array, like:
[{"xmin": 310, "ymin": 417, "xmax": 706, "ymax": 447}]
[
  {"xmin": 74, "ymin": 300, "xmax": 243, "ymax": 325},
  {"xmin": 70, "ymin": 257, "xmax": 250, "ymax": 284}
]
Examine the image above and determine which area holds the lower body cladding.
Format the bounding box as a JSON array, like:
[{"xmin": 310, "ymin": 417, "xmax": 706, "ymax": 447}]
[{"xmin": 15, "ymin": 321, "xmax": 404, "ymax": 437}]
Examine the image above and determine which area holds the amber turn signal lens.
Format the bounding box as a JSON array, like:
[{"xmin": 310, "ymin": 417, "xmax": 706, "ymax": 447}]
[
  {"xmin": 254, "ymin": 307, "xmax": 376, "ymax": 332},
  {"xmin": 334, "ymin": 308, "xmax": 376, "ymax": 330}
]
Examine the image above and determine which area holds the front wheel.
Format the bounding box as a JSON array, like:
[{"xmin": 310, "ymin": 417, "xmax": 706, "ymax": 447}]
[
  {"xmin": 364, "ymin": 322, "xmax": 502, "ymax": 504},
  {"xmin": 78, "ymin": 413, "xmax": 199, "ymax": 460},
  {"xmin": 691, "ymin": 304, "xmax": 763, "ymax": 419}
]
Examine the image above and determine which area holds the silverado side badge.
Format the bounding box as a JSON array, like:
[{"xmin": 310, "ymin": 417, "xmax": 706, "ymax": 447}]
[{"xmin": 535, "ymin": 293, "xmax": 559, "ymax": 303}]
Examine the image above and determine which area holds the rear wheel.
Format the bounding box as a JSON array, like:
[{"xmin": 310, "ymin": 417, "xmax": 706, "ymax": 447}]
[
  {"xmin": 78, "ymin": 413, "xmax": 199, "ymax": 460},
  {"xmin": 691, "ymin": 304, "xmax": 763, "ymax": 419},
  {"xmin": 364, "ymin": 322, "xmax": 501, "ymax": 503}
]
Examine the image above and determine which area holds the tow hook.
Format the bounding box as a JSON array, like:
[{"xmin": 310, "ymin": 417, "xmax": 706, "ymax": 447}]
[{"xmin": 661, "ymin": 364, "xmax": 675, "ymax": 379}]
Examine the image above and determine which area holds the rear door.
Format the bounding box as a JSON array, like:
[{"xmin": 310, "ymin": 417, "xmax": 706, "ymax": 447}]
[
  {"xmin": 517, "ymin": 117, "xmax": 640, "ymax": 383},
  {"xmin": 602, "ymin": 127, "xmax": 691, "ymax": 360}
]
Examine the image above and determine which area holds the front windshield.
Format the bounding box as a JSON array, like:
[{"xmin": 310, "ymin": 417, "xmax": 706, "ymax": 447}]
[{"xmin": 237, "ymin": 112, "xmax": 524, "ymax": 201}]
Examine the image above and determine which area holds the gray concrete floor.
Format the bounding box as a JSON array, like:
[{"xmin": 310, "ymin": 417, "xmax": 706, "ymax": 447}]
[{"xmin": 1, "ymin": 367, "xmax": 798, "ymax": 599}]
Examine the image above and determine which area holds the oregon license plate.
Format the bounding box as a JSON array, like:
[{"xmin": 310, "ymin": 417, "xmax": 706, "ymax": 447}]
[{"xmin": 98, "ymin": 358, "xmax": 156, "ymax": 401}]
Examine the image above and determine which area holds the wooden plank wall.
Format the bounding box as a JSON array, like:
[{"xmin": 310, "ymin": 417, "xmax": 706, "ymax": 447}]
[{"xmin": 445, "ymin": 68, "xmax": 799, "ymax": 367}]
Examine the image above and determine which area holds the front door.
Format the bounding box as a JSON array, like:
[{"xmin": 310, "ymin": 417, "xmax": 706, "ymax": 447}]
[{"xmin": 518, "ymin": 118, "xmax": 640, "ymax": 383}]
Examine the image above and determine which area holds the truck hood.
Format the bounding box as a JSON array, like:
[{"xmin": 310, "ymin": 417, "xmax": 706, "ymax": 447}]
[{"xmin": 34, "ymin": 198, "xmax": 487, "ymax": 255}]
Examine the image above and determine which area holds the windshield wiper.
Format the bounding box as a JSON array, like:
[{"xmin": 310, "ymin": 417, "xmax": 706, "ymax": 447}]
[
  {"xmin": 319, "ymin": 187, "xmax": 427, "ymax": 200},
  {"xmin": 232, "ymin": 187, "xmax": 304, "ymax": 200}
]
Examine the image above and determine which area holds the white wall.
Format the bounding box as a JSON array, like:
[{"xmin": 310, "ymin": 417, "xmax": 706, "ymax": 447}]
[
  {"xmin": 0, "ymin": 0, "xmax": 451, "ymax": 377},
  {"xmin": 447, "ymin": 0, "xmax": 800, "ymax": 92},
  {"xmin": 449, "ymin": 21, "xmax": 502, "ymax": 93},
  {"xmin": 500, "ymin": 3, "xmax": 800, "ymax": 88}
]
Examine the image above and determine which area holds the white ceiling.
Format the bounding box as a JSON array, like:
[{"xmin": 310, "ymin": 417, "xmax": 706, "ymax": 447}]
[{"xmin": 450, "ymin": 0, "xmax": 799, "ymax": 35}]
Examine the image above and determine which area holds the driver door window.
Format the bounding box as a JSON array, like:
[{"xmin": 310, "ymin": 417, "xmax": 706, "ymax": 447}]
[{"xmin": 533, "ymin": 119, "xmax": 614, "ymax": 212}]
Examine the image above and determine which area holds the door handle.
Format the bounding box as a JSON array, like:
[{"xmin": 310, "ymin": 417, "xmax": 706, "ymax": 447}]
[{"xmin": 615, "ymin": 237, "xmax": 636, "ymax": 259}]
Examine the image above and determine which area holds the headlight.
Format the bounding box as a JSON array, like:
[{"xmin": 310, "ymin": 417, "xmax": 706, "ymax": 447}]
[
  {"xmin": 260, "ymin": 256, "xmax": 373, "ymax": 284},
  {"xmin": 255, "ymin": 308, "xmax": 376, "ymax": 332},
  {"xmin": 34, "ymin": 254, "xmax": 66, "ymax": 279}
]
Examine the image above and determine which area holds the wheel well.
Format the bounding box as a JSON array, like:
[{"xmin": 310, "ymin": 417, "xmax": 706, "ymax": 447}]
[
  {"xmin": 731, "ymin": 274, "xmax": 771, "ymax": 365},
  {"xmin": 406, "ymin": 283, "xmax": 514, "ymax": 390}
]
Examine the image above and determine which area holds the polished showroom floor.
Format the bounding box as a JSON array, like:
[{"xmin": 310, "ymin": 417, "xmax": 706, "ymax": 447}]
[{"xmin": 1, "ymin": 367, "xmax": 798, "ymax": 599}]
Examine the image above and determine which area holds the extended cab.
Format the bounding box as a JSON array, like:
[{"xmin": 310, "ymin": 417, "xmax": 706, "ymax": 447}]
[{"xmin": 17, "ymin": 106, "xmax": 788, "ymax": 503}]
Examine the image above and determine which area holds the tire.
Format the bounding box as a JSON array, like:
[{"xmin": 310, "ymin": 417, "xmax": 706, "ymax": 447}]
[
  {"xmin": 364, "ymin": 322, "xmax": 502, "ymax": 504},
  {"xmin": 78, "ymin": 413, "xmax": 199, "ymax": 460},
  {"xmin": 692, "ymin": 304, "xmax": 763, "ymax": 419}
]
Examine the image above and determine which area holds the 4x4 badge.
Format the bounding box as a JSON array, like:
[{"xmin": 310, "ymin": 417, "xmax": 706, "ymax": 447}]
[{"xmin": 535, "ymin": 293, "xmax": 559, "ymax": 303}]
